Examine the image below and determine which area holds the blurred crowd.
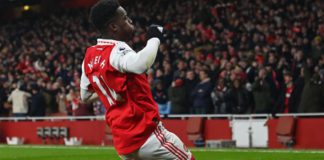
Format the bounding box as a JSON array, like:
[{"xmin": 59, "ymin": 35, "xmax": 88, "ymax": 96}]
[
  {"xmin": 0, "ymin": 0, "xmax": 324, "ymax": 117},
  {"xmin": 0, "ymin": 10, "xmax": 99, "ymax": 117}
]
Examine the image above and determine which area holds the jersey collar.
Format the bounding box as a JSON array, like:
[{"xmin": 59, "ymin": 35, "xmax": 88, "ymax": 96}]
[{"xmin": 97, "ymin": 39, "xmax": 119, "ymax": 45}]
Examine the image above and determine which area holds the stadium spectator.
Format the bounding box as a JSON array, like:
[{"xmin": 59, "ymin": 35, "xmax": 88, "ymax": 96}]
[
  {"xmin": 211, "ymin": 78, "xmax": 229, "ymax": 114},
  {"xmin": 273, "ymin": 71, "xmax": 301, "ymax": 114},
  {"xmin": 7, "ymin": 82, "xmax": 31, "ymax": 117},
  {"xmin": 185, "ymin": 70, "xmax": 199, "ymax": 112},
  {"xmin": 93, "ymin": 101, "xmax": 106, "ymax": 116},
  {"xmin": 161, "ymin": 61, "xmax": 173, "ymax": 88},
  {"xmin": 311, "ymin": 36, "xmax": 324, "ymax": 62},
  {"xmin": 66, "ymin": 87, "xmax": 93, "ymax": 116},
  {"xmin": 0, "ymin": 82, "xmax": 9, "ymax": 116},
  {"xmin": 56, "ymin": 86, "xmax": 68, "ymax": 115},
  {"xmin": 66, "ymin": 88, "xmax": 79, "ymax": 115},
  {"xmin": 44, "ymin": 82, "xmax": 59, "ymax": 114},
  {"xmin": 168, "ymin": 78, "xmax": 187, "ymax": 114},
  {"xmin": 29, "ymin": 85, "xmax": 46, "ymax": 116},
  {"xmin": 191, "ymin": 69, "xmax": 213, "ymax": 114},
  {"xmin": 173, "ymin": 58, "xmax": 187, "ymax": 79},
  {"xmin": 152, "ymin": 80, "xmax": 170, "ymax": 114},
  {"xmin": 225, "ymin": 78, "xmax": 252, "ymax": 114},
  {"xmin": 73, "ymin": 102, "xmax": 94, "ymax": 116},
  {"xmin": 252, "ymin": 68, "xmax": 275, "ymax": 113},
  {"xmin": 298, "ymin": 68, "xmax": 324, "ymax": 113}
]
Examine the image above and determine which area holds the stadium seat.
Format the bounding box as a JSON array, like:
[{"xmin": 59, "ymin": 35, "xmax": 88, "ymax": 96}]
[
  {"xmin": 276, "ymin": 116, "xmax": 296, "ymax": 148},
  {"xmin": 44, "ymin": 127, "xmax": 52, "ymax": 144},
  {"xmin": 52, "ymin": 127, "xmax": 60, "ymax": 137},
  {"xmin": 51, "ymin": 127, "xmax": 60, "ymax": 144},
  {"xmin": 187, "ymin": 117, "xmax": 204, "ymax": 146},
  {"xmin": 37, "ymin": 127, "xmax": 44, "ymax": 137},
  {"xmin": 59, "ymin": 127, "xmax": 69, "ymax": 138}
]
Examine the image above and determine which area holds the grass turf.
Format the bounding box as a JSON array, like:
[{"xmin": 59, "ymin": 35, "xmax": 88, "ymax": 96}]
[{"xmin": 1, "ymin": 145, "xmax": 324, "ymax": 160}]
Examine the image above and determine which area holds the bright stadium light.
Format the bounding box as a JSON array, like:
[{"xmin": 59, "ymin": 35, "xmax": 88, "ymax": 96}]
[{"xmin": 23, "ymin": 5, "xmax": 30, "ymax": 11}]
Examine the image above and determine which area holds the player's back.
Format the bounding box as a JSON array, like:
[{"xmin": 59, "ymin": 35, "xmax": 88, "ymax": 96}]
[{"xmin": 82, "ymin": 40, "xmax": 160, "ymax": 155}]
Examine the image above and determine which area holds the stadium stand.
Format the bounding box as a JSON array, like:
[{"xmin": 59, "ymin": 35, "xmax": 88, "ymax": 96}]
[{"xmin": 0, "ymin": 0, "xmax": 324, "ymax": 118}]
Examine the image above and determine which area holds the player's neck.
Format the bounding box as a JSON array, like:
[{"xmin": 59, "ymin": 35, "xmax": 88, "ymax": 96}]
[
  {"xmin": 101, "ymin": 33, "xmax": 119, "ymax": 41},
  {"xmin": 101, "ymin": 35, "xmax": 112, "ymax": 40}
]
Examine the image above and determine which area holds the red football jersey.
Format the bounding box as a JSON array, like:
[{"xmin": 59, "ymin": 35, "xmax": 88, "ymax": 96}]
[{"xmin": 81, "ymin": 39, "xmax": 160, "ymax": 155}]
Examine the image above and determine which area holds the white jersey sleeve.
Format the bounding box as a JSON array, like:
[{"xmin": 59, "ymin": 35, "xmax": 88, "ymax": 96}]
[
  {"xmin": 80, "ymin": 60, "xmax": 94, "ymax": 102},
  {"xmin": 109, "ymin": 38, "xmax": 160, "ymax": 74},
  {"xmin": 80, "ymin": 60, "xmax": 91, "ymax": 91}
]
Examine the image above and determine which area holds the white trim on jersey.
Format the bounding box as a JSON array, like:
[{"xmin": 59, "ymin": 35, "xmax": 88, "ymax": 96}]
[{"xmin": 120, "ymin": 122, "xmax": 193, "ymax": 160}]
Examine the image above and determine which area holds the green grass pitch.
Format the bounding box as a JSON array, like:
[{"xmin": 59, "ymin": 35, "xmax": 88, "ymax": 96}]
[{"xmin": 1, "ymin": 145, "xmax": 324, "ymax": 160}]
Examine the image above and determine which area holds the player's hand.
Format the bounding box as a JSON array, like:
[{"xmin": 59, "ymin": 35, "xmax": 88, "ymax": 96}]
[{"xmin": 147, "ymin": 24, "xmax": 163, "ymax": 41}]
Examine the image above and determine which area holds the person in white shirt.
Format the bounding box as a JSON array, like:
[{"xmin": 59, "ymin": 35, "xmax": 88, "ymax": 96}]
[{"xmin": 7, "ymin": 82, "xmax": 31, "ymax": 117}]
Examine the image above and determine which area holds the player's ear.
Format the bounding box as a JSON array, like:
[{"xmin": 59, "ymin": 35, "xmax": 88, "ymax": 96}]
[{"xmin": 109, "ymin": 23, "xmax": 118, "ymax": 32}]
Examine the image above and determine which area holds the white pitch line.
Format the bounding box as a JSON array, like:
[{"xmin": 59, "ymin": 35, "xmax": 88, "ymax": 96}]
[
  {"xmin": 1, "ymin": 145, "xmax": 324, "ymax": 154},
  {"xmin": 0, "ymin": 145, "xmax": 114, "ymax": 150},
  {"xmin": 189, "ymin": 148, "xmax": 324, "ymax": 154}
]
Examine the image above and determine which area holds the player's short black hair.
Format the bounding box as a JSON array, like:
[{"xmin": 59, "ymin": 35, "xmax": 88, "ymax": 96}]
[{"xmin": 89, "ymin": 0, "xmax": 120, "ymax": 33}]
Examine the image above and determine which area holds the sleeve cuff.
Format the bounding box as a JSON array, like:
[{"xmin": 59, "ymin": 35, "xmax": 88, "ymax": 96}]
[{"xmin": 148, "ymin": 37, "xmax": 160, "ymax": 46}]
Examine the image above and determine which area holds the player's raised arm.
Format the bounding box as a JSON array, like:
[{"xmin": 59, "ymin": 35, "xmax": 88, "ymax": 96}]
[{"xmin": 110, "ymin": 25, "xmax": 163, "ymax": 74}]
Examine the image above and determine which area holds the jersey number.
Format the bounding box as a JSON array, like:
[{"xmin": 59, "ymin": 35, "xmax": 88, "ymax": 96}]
[{"xmin": 92, "ymin": 75, "xmax": 117, "ymax": 106}]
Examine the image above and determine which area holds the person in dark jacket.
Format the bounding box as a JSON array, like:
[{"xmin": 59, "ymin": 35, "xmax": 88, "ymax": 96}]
[
  {"xmin": 168, "ymin": 78, "xmax": 187, "ymax": 114},
  {"xmin": 29, "ymin": 85, "xmax": 46, "ymax": 116},
  {"xmin": 298, "ymin": 68, "xmax": 324, "ymax": 112},
  {"xmin": 191, "ymin": 70, "xmax": 213, "ymax": 114},
  {"xmin": 225, "ymin": 78, "xmax": 252, "ymax": 114},
  {"xmin": 273, "ymin": 71, "xmax": 302, "ymax": 114},
  {"xmin": 252, "ymin": 68, "xmax": 275, "ymax": 113},
  {"xmin": 0, "ymin": 82, "xmax": 9, "ymax": 116},
  {"xmin": 152, "ymin": 80, "xmax": 169, "ymax": 114},
  {"xmin": 211, "ymin": 78, "xmax": 229, "ymax": 114},
  {"xmin": 173, "ymin": 58, "xmax": 187, "ymax": 79},
  {"xmin": 185, "ymin": 70, "xmax": 199, "ymax": 110}
]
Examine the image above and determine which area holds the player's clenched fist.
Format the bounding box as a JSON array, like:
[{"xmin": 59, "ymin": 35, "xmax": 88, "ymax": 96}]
[{"xmin": 147, "ymin": 24, "xmax": 163, "ymax": 40}]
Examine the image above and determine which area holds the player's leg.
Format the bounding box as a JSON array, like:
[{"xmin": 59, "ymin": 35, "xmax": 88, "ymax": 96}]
[
  {"xmin": 119, "ymin": 132, "xmax": 174, "ymax": 160},
  {"xmin": 138, "ymin": 122, "xmax": 195, "ymax": 160}
]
